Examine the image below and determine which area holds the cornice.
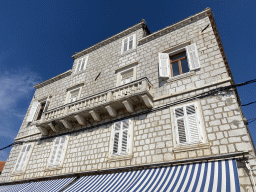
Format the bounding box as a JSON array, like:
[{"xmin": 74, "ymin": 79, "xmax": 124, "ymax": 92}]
[
  {"xmin": 138, "ymin": 8, "xmax": 212, "ymax": 45},
  {"xmin": 72, "ymin": 21, "xmax": 146, "ymax": 60},
  {"xmin": 34, "ymin": 70, "xmax": 72, "ymax": 89}
]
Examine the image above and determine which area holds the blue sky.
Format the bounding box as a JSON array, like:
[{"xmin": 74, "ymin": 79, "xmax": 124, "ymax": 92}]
[{"xmin": 0, "ymin": 0, "xmax": 255, "ymax": 160}]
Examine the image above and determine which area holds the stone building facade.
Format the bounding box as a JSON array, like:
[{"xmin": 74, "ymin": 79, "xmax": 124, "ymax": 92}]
[{"xmin": 0, "ymin": 8, "xmax": 255, "ymax": 192}]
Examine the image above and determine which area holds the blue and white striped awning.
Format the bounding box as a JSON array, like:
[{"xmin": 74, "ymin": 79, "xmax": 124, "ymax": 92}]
[
  {"xmin": 0, "ymin": 177, "xmax": 74, "ymax": 192},
  {"xmin": 64, "ymin": 159, "xmax": 240, "ymax": 192}
]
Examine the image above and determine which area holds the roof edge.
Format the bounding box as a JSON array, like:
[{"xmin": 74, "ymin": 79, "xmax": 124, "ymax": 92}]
[
  {"xmin": 34, "ymin": 70, "xmax": 72, "ymax": 89},
  {"xmin": 138, "ymin": 8, "xmax": 211, "ymax": 44},
  {"xmin": 72, "ymin": 20, "xmax": 146, "ymax": 60}
]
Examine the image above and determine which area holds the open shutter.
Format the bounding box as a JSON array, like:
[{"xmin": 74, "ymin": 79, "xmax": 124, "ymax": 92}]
[
  {"xmin": 186, "ymin": 43, "xmax": 200, "ymax": 70},
  {"xmin": 83, "ymin": 56, "xmax": 89, "ymax": 70},
  {"xmin": 174, "ymin": 107, "xmax": 187, "ymax": 144},
  {"xmin": 112, "ymin": 122, "xmax": 121, "ymax": 156},
  {"xmin": 158, "ymin": 53, "xmax": 170, "ymax": 78},
  {"xmin": 27, "ymin": 102, "xmax": 40, "ymax": 122},
  {"xmin": 121, "ymin": 119, "xmax": 130, "ymax": 154},
  {"xmin": 76, "ymin": 59, "xmax": 82, "ymax": 73},
  {"xmin": 186, "ymin": 104, "xmax": 200, "ymax": 144},
  {"xmin": 132, "ymin": 34, "xmax": 136, "ymax": 50},
  {"xmin": 43, "ymin": 97, "xmax": 50, "ymax": 113}
]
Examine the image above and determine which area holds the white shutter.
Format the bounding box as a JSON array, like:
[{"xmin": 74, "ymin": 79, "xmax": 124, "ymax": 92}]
[
  {"xmin": 112, "ymin": 121, "xmax": 121, "ymax": 155},
  {"xmin": 83, "ymin": 56, "xmax": 89, "ymax": 70},
  {"xmin": 186, "ymin": 43, "xmax": 200, "ymax": 70},
  {"xmin": 43, "ymin": 96, "xmax": 50, "ymax": 113},
  {"xmin": 121, "ymin": 119, "xmax": 130, "ymax": 154},
  {"xmin": 174, "ymin": 107, "xmax": 187, "ymax": 144},
  {"xmin": 128, "ymin": 35, "xmax": 133, "ymax": 50},
  {"xmin": 49, "ymin": 136, "xmax": 67, "ymax": 167},
  {"xmin": 158, "ymin": 53, "xmax": 171, "ymax": 78},
  {"xmin": 185, "ymin": 105, "xmax": 200, "ymax": 144},
  {"xmin": 123, "ymin": 38, "xmax": 128, "ymax": 53},
  {"xmin": 69, "ymin": 90, "xmax": 79, "ymax": 103},
  {"xmin": 27, "ymin": 102, "xmax": 40, "ymax": 122},
  {"xmin": 15, "ymin": 144, "xmax": 33, "ymax": 172},
  {"xmin": 76, "ymin": 59, "xmax": 82, "ymax": 73},
  {"xmin": 132, "ymin": 34, "xmax": 136, "ymax": 50}
]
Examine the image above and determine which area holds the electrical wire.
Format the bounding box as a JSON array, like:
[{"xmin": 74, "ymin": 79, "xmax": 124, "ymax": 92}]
[
  {"xmin": 1, "ymin": 78, "xmax": 256, "ymax": 151},
  {"xmin": 241, "ymin": 101, "xmax": 256, "ymax": 107}
]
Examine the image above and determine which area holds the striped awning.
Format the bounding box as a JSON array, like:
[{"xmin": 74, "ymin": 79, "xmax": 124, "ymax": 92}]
[
  {"xmin": 63, "ymin": 159, "xmax": 240, "ymax": 192},
  {"xmin": 0, "ymin": 177, "xmax": 74, "ymax": 192}
]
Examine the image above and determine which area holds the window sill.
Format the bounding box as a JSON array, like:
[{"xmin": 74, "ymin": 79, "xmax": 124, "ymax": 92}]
[
  {"xmin": 11, "ymin": 171, "xmax": 25, "ymax": 176},
  {"xmin": 108, "ymin": 154, "xmax": 133, "ymax": 162},
  {"xmin": 167, "ymin": 71, "xmax": 196, "ymax": 83},
  {"xmin": 173, "ymin": 142, "xmax": 210, "ymax": 153},
  {"xmin": 45, "ymin": 165, "xmax": 63, "ymax": 171},
  {"xmin": 120, "ymin": 49, "xmax": 136, "ymax": 57}
]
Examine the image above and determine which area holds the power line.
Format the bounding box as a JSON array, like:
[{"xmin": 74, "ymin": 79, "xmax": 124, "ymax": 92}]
[
  {"xmin": 1, "ymin": 78, "xmax": 256, "ymax": 151},
  {"xmin": 241, "ymin": 101, "xmax": 256, "ymax": 107}
]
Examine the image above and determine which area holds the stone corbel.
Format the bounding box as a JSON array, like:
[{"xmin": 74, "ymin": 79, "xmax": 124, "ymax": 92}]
[
  {"xmin": 89, "ymin": 110, "xmax": 101, "ymax": 121},
  {"xmin": 37, "ymin": 127, "xmax": 48, "ymax": 136},
  {"xmin": 141, "ymin": 94, "xmax": 154, "ymax": 108},
  {"xmin": 122, "ymin": 100, "xmax": 134, "ymax": 113},
  {"xmin": 74, "ymin": 115, "xmax": 86, "ymax": 125},
  {"xmin": 60, "ymin": 119, "xmax": 72, "ymax": 129},
  {"xmin": 48, "ymin": 122, "xmax": 60, "ymax": 132},
  {"xmin": 105, "ymin": 105, "xmax": 117, "ymax": 117}
]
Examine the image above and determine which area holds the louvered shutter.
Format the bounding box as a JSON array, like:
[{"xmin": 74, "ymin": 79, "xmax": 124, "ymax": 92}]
[
  {"xmin": 128, "ymin": 35, "xmax": 133, "ymax": 50},
  {"xmin": 121, "ymin": 119, "xmax": 130, "ymax": 154},
  {"xmin": 123, "ymin": 38, "xmax": 128, "ymax": 53},
  {"xmin": 186, "ymin": 104, "xmax": 200, "ymax": 144},
  {"xmin": 49, "ymin": 136, "xmax": 67, "ymax": 167},
  {"xmin": 15, "ymin": 144, "xmax": 32, "ymax": 172},
  {"xmin": 174, "ymin": 107, "xmax": 187, "ymax": 144},
  {"xmin": 158, "ymin": 53, "xmax": 171, "ymax": 78},
  {"xmin": 186, "ymin": 43, "xmax": 200, "ymax": 70},
  {"xmin": 43, "ymin": 97, "xmax": 50, "ymax": 113},
  {"xmin": 112, "ymin": 121, "xmax": 121, "ymax": 155},
  {"xmin": 27, "ymin": 102, "xmax": 40, "ymax": 122},
  {"xmin": 76, "ymin": 59, "xmax": 82, "ymax": 73},
  {"xmin": 83, "ymin": 56, "xmax": 89, "ymax": 70},
  {"xmin": 132, "ymin": 34, "xmax": 136, "ymax": 50}
]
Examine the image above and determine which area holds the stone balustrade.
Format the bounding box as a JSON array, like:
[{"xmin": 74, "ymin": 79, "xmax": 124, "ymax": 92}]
[{"xmin": 36, "ymin": 78, "xmax": 153, "ymax": 135}]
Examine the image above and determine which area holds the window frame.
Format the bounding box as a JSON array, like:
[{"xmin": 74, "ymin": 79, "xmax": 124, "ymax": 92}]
[
  {"xmin": 170, "ymin": 101, "xmax": 208, "ymax": 149},
  {"xmin": 116, "ymin": 65, "xmax": 137, "ymax": 87},
  {"xmin": 27, "ymin": 97, "xmax": 50, "ymax": 122},
  {"xmin": 12, "ymin": 143, "xmax": 34, "ymax": 175},
  {"xmin": 109, "ymin": 118, "xmax": 133, "ymax": 161},
  {"xmin": 65, "ymin": 86, "xmax": 83, "ymax": 104},
  {"xmin": 46, "ymin": 135, "xmax": 69, "ymax": 170},
  {"xmin": 121, "ymin": 34, "xmax": 136, "ymax": 54},
  {"xmin": 75, "ymin": 55, "xmax": 89, "ymax": 74},
  {"xmin": 170, "ymin": 51, "xmax": 189, "ymax": 77}
]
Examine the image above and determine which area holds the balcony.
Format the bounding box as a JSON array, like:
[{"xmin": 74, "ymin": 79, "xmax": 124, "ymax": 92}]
[{"xmin": 35, "ymin": 78, "xmax": 153, "ymax": 135}]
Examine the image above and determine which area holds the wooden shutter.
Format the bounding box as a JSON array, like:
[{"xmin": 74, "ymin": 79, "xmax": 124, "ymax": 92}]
[
  {"xmin": 158, "ymin": 53, "xmax": 170, "ymax": 78},
  {"xmin": 174, "ymin": 107, "xmax": 187, "ymax": 144},
  {"xmin": 185, "ymin": 104, "xmax": 200, "ymax": 144},
  {"xmin": 186, "ymin": 43, "xmax": 200, "ymax": 70},
  {"xmin": 27, "ymin": 102, "xmax": 40, "ymax": 122},
  {"xmin": 49, "ymin": 136, "xmax": 67, "ymax": 167},
  {"xmin": 15, "ymin": 144, "xmax": 32, "ymax": 172},
  {"xmin": 76, "ymin": 59, "xmax": 82, "ymax": 73},
  {"xmin": 132, "ymin": 34, "xmax": 136, "ymax": 50},
  {"xmin": 83, "ymin": 56, "xmax": 89, "ymax": 70}
]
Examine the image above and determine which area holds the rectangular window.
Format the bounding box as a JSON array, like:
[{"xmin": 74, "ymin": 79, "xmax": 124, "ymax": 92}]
[
  {"xmin": 121, "ymin": 34, "xmax": 136, "ymax": 54},
  {"xmin": 69, "ymin": 89, "xmax": 80, "ymax": 103},
  {"xmin": 158, "ymin": 43, "xmax": 200, "ymax": 78},
  {"xmin": 121, "ymin": 69, "xmax": 133, "ymax": 85},
  {"xmin": 48, "ymin": 136, "xmax": 68, "ymax": 168},
  {"xmin": 170, "ymin": 51, "xmax": 189, "ymax": 77},
  {"xmin": 14, "ymin": 143, "xmax": 33, "ymax": 173},
  {"xmin": 75, "ymin": 56, "xmax": 89, "ymax": 74},
  {"xmin": 110, "ymin": 119, "xmax": 132, "ymax": 157},
  {"xmin": 173, "ymin": 103, "xmax": 204, "ymax": 145},
  {"xmin": 27, "ymin": 97, "xmax": 50, "ymax": 122},
  {"xmin": 65, "ymin": 85, "xmax": 83, "ymax": 104}
]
